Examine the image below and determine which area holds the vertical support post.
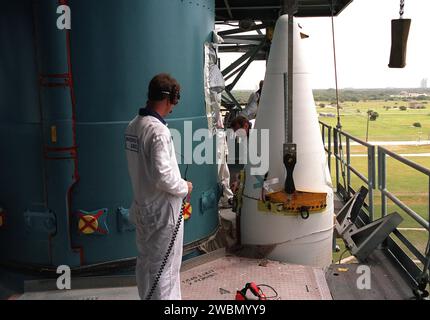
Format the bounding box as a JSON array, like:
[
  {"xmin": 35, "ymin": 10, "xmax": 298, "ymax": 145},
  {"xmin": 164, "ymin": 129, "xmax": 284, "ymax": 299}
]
[
  {"xmin": 328, "ymin": 126, "xmax": 332, "ymax": 173},
  {"xmin": 378, "ymin": 148, "xmax": 387, "ymax": 218},
  {"xmin": 368, "ymin": 145, "xmax": 375, "ymax": 221},
  {"xmin": 366, "ymin": 110, "xmax": 370, "ymax": 142},
  {"xmin": 284, "ymin": 72, "xmax": 290, "ymax": 144},
  {"xmin": 282, "ymin": 0, "xmax": 298, "ymax": 194},
  {"xmin": 283, "ymin": 73, "xmax": 297, "ymax": 194},
  {"xmin": 321, "ymin": 124, "xmax": 325, "ymax": 148},
  {"xmin": 346, "ymin": 136, "xmax": 351, "ymax": 195},
  {"xmin": 287, "ymin": 8, "xmax": 294, "ymax": 144},
  {"xmin": 427, "ymin": 176, "xmax": 430, "ymax": 231}
]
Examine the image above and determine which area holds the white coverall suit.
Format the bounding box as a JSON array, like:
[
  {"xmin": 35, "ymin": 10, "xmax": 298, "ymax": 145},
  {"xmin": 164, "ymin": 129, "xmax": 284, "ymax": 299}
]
[
  {"xmin": 125, "ymin": 109, "xmax": 188, "ymax": 300},
  {"xmin": 239, "ymin": 90, "xmax": 261, "ymax": 120}
]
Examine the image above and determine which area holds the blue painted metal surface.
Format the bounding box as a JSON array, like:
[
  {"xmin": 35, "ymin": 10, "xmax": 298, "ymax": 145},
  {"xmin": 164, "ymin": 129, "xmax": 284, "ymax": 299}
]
[{"xmin": 0, "ymin": 0, "xmax": 218, "ymax": 268}]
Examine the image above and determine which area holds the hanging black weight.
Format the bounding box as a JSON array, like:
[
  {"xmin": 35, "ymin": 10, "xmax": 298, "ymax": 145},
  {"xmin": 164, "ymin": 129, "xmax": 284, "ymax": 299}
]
[{"xmin": 388, "ymin": 18, "xmax": 411, "ymax": 68}]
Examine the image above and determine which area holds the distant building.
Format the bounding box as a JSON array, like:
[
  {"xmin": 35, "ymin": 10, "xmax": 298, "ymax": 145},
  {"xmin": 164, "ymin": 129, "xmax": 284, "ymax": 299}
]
[
  {"xmin": 421, "ymin": 78, "xmax": 428, "ymax": 89},
  {"xmin": 319, "ymin": 112, "xmax": 336, "ymax": 118}
]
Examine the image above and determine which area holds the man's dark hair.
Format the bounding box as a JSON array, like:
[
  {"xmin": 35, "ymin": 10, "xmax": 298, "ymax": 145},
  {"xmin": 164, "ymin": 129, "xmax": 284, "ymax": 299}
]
[
  {"xmin": 230, "ymin": 115, "xmax": 251, "ymax": 130},
  {"xmin": 148, "ymin": 73, "xmax": 181, "ymax": 103}
]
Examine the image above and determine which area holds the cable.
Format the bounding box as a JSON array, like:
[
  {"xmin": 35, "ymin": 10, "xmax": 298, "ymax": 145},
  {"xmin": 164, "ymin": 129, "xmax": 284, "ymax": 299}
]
[
  {"xmin": 145, "ymin": 208, "xmax": 184, "ymax": 300},
  {"xmin": 329, "ymin": 1, "xmax": 348, "ymax": 195},
  {"xmin": 330, "ymin": 0, "xmax": 341, "ymax": 131},
  {"xmin": 184, "ymin": 164, "xmax": 189, "ymax": 181},
  {"xmin": 175, "ymin": 151, "xmax": 190, "ymax": 180},
  {"xmin": 145, "ymin": 152, "xmax": 190, "ymax": 300},
  {"xmin": 257, "ymin": 284, "xmax": 279, "ymax": 300},
  {"xmin": 338, "ymin": 249, "xmax": 349, "ymax": 264},
  {"xmin": 242, "ymin": 194, "xmax": 261, "ymax": 202}
]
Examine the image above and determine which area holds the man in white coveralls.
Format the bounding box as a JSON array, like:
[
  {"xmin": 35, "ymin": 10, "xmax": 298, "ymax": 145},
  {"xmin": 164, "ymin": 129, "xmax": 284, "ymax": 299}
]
[{"xmin": 125, "ymin": 73, "xmax": 193, "ymax": 300}]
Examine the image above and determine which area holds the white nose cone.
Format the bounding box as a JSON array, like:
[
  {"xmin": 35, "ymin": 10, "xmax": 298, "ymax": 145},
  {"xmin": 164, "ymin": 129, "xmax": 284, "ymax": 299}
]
[{"xmin": 240, "ymin": 15, "xmax": 334, "ymax": 268}]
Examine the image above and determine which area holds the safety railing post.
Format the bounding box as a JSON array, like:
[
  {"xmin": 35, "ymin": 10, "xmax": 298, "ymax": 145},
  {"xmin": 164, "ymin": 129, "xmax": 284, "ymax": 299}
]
[
  {"xmin": 328, "ymin": 126, "xmax": 332, "ymax": 173},
  {"xmin": 378, "ymin": 147, "xmax": 387, "ymax": 218},
  {"xmin": 321, "ymin": 123, "xmax": 325, "ymax": 145},
  {"xmin": 368, "ymin": 145, "xmax": 375, "ymax": 221},
  {"xmin": 376, "ymin": 144, "xmax": 430, "ymax": 294},
  {"xmin": 346, "ymin": 135, "xmax": 351, "ymax": 196}
]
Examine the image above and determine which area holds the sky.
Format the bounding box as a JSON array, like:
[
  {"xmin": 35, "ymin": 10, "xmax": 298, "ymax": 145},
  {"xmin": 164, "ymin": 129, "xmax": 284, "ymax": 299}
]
[{"xmin": 218, "ymin": 0, "xmax": 430, "ymax": 90}]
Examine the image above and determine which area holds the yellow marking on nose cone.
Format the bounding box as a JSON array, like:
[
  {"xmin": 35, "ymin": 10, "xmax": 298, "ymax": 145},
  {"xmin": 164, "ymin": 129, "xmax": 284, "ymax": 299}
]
[{"xmin": 258, "ymin": 190, "xmax": 327, "ymax": 216}]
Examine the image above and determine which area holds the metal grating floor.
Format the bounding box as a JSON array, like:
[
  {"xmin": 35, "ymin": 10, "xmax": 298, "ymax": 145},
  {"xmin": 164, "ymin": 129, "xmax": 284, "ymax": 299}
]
[
  {"xmin": 15, "ymin": 287, "xmax": 139, "ymax": 300},
  {"xmin": 181, "ymin": 255, "xmax": 331, "ymax": 300},
  {"xmin": 16, "ymin": 253, "xmax": 331, "ymax": 300}
]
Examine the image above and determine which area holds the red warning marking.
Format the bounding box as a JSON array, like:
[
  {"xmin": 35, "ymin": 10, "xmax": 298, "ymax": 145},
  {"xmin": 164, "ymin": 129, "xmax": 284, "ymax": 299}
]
[{"xmin": 78, "ymin": 210, "xmax": 107, "ymax": 235}]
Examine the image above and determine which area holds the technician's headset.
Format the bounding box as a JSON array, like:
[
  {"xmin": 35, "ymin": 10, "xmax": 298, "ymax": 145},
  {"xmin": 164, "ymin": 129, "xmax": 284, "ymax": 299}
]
[{"xmin": 150, "ymin": 85, "xmax": 180, "ymax": 105}]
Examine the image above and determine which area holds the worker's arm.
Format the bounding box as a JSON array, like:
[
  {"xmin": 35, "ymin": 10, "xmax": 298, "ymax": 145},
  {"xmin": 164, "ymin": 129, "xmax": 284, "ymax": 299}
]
[
  {"xmin": 242, "ymin": 92, "xmax": 258, "ymax": 120},
  {"xmin": 150, "ymin": 133, "xmax": 189, "ymax": 199}
]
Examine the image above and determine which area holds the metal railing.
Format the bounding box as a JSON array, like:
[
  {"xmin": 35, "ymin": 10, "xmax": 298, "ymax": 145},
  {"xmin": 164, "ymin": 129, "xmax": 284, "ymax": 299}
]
[
  {"xmin": 320, "ymin": 121, "xmax": 430, "ymax": 294},
  {"xmin": 322, "ymin": 124, "xmax": 376, "ymax": 221},
  {"xmin": 319, "ymin": 121, "xmax": 332, "ymax": 173},
  {"xmin": 378, "ymin": 146, "xmax": 430, "ymax": 289}
]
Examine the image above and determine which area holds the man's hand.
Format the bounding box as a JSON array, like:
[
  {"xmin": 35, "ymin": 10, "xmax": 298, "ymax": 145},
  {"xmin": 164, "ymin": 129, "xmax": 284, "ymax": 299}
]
[{"xmin": 187, "ymin": 181, "xmax": 193, "ymax": 194}]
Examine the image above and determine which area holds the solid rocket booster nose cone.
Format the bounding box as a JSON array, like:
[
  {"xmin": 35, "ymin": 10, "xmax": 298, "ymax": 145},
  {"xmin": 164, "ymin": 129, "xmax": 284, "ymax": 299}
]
[
  {"xmin": 240, "ymin": 15, "xmax": 334, "ymax": 268},
  {"xmin": 266, "ymin": 15, "xmax": 310, "ymax": 75}
]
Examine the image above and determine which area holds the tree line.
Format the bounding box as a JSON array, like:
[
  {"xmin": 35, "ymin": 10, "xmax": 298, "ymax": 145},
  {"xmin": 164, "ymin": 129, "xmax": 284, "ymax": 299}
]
[{"xmin": 231, "ymin": 88, "xmax": 430, "ymax": 104}]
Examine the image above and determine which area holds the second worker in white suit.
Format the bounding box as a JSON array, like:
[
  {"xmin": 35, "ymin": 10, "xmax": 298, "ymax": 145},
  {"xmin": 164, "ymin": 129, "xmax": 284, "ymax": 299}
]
[
  {"xmin": 239, "ymin": 80, "xmax": 264, "ymax": 120},
  {"xmin": 125, "ymin": 73, "xmax": 193, "ymax": 300}
]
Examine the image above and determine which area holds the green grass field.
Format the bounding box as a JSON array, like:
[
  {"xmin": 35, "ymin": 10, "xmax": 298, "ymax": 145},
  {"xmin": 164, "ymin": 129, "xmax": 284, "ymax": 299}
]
[
  {"xmin": 318, "ymin": 100, "xmax": 430, "ymax": 142},
  {"xmin": 350, "ymin": 145, "xmax": 430, "ymax": 154},
  {"xmin": 319, "ymin": 100, "xmax": 430, "ymax": 264}
]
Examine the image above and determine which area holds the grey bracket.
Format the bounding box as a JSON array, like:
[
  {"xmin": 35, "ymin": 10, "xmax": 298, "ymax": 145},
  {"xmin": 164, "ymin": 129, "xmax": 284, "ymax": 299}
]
[
  {"xmin": 201, "ymin": 185, "xmax": 222, "ymax": 214},
  {"xmin": 24, "ymin": 208, "xmax": 56, "ymax": 234},
  {"xmin": 343, "ymin": 212, "xmax": 403, "ymax": 262},
  {"xmin": 335, "ymin": 186, "xmax": 368, "ymax": 236}
]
